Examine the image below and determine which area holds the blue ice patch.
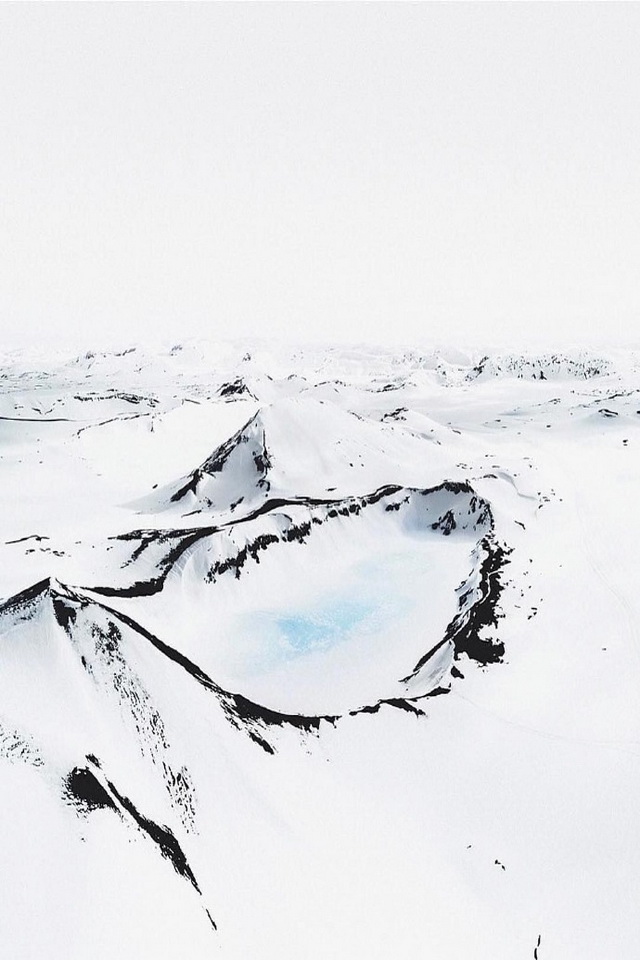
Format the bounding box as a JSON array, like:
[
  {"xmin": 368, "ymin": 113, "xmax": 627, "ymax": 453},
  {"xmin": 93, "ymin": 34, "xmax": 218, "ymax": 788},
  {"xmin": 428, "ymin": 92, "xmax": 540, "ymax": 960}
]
[{"xmin": 275, "ymin": 599, "xmax": 374, "ymax": 651}]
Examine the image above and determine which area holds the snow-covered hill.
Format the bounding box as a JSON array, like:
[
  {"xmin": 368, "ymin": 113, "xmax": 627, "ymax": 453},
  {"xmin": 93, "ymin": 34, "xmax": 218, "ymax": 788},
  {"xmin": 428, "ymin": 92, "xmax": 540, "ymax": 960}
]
[{"xmin": 1, "ymin": 340, "xmax": 639, "ymax": 958}]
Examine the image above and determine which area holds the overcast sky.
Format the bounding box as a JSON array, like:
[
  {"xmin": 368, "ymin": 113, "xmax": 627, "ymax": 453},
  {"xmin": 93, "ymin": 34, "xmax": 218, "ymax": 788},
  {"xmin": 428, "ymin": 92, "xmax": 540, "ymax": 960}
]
[{"xmin": 1, "ymin": 3, "xmax": 639, "ymax": 351}]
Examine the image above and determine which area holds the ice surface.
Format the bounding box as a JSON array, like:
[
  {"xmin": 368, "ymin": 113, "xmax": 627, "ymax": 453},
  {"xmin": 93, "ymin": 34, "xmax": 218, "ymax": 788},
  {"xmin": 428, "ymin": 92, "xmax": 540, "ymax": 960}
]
[{"xmin": 261, "ymin": 599, "xmax": 379, "ymax": 652}]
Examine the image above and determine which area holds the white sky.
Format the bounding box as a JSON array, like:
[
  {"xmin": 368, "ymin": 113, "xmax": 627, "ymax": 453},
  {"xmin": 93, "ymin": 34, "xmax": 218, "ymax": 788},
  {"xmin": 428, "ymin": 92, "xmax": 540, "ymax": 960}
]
[{"xmin": 1, "ymin": 3, "xmax": 639, "ymax": 351}]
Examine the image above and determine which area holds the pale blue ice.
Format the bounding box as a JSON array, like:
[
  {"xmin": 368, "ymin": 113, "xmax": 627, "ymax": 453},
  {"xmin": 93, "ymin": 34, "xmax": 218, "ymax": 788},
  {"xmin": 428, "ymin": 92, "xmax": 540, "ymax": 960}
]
[
  {"xmin": 244, "ymin": 552, "xmax": 429, "ymax": 662},
  {"xmin": 275, "ymin": 598, "xmax": 375, "ymax": 651}
]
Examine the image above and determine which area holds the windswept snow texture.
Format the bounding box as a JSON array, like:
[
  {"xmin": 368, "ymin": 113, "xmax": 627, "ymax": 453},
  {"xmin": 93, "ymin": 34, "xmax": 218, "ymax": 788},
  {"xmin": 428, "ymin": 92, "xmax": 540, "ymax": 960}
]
[{"xmin": 0, "ymin": 340, "xmax": 639, "ymax": 959}]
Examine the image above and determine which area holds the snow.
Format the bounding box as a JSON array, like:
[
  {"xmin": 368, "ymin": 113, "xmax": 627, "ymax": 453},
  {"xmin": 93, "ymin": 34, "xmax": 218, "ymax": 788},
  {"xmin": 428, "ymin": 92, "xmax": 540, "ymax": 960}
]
[{"xmin": 0, "ymin": 340, "xmax": 639, "ymax": 957}]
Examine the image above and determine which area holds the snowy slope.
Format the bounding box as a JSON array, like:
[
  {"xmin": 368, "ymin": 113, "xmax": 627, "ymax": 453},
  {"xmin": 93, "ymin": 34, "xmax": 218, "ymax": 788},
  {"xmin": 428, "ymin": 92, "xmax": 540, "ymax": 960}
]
[{"xmin": 0, "ymin": 340, "xmax": 639, "ymax": 958}]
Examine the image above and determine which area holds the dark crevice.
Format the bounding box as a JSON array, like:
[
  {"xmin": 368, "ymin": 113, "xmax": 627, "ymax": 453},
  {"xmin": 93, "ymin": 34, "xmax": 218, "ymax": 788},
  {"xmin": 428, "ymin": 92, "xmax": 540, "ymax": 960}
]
[
  {"xmin": 66, "ymin": 761, "xmax": 203, "ymax": 896},
  {"xmin": 5, "ymin": 534, "xmax": 50, "ymax": 545},
  {"xmin": 65, "ymin": 766, "xmax": 117, "ymax": 813},
  {"xmin": 105, "ymin": 777, "xmax": 200, "ymax": 892}
]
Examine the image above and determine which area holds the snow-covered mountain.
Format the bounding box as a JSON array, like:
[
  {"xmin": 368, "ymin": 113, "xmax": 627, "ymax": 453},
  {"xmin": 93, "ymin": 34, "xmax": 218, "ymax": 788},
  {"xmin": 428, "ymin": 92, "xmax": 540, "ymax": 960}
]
[{"xmin": 1, "ymin": 340, "xmax": 639, "ymax": 958}]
